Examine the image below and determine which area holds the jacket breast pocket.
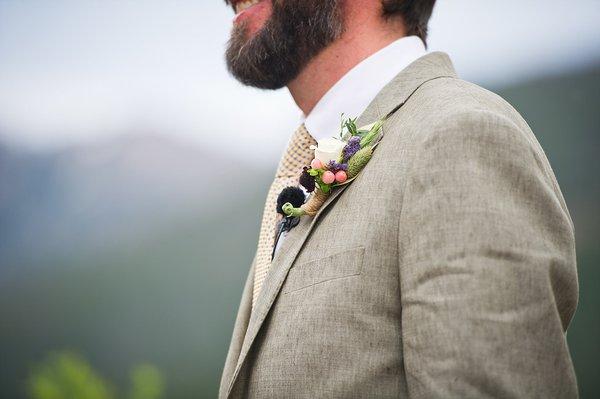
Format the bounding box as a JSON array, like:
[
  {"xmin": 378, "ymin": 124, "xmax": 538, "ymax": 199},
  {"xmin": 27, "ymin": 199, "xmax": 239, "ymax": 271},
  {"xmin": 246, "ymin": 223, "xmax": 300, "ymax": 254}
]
[{"xmin": 283, "ymin": 246, "xmax": 365, "ymax": 294}]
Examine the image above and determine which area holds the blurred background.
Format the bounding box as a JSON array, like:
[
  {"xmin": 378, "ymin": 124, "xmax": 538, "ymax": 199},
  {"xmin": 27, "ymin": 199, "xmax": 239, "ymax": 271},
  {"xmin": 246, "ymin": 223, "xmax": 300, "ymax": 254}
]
[{"xmin": 0, "ymin": 0, "xmax": 598, "ymax": 397}]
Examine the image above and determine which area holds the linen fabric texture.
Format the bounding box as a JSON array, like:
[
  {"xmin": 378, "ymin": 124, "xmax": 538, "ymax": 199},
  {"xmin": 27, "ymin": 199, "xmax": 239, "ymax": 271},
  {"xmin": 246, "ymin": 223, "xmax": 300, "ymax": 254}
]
[{"xmin": 219, "ymin": 52, "xmax": 579, "ymax": 399}]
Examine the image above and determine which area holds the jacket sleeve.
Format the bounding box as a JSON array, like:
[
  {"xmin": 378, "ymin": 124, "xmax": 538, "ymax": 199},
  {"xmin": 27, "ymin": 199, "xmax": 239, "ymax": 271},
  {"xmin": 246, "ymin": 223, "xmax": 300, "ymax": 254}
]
[{"xmin": 397, "ymin": 110, "xmax": 579, "ymax": 398}]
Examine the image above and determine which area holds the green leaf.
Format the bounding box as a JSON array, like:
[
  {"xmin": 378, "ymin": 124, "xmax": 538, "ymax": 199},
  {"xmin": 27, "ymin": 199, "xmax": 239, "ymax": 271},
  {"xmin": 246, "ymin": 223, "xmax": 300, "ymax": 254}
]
[{"xmin": 343, "ymin": 116, "xmax": 359, "ymax": 136}]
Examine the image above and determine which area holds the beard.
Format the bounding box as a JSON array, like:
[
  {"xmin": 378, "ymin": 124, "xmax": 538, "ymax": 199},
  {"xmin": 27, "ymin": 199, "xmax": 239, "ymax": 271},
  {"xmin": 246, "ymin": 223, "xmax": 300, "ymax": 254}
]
[{"xmin": 225, "ymin": 0, "xmax": 344, "ymax": 90}]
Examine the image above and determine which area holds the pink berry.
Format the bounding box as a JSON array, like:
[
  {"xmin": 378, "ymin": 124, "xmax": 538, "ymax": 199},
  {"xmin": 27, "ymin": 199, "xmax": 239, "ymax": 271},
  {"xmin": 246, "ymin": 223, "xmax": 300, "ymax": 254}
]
[
  {"xmin": 322, "ymin": 171, "xmax": 335, "ymax": 184},
  {"xmin": 335, "ymin": 170, "xmax": 347, "ymax": 183},
  {"xmin": 310, "ymin": 158, "xmax": 323, "ymax": 169}
]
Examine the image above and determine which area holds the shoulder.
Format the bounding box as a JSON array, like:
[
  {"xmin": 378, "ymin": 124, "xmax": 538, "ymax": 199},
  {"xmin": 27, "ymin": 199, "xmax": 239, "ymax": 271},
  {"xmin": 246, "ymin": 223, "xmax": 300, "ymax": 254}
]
[
  {"xmin": 407, "ymin": 77, "xmax": 531, "ymax": 141},
  {"xmin": 384, "ymin": 76, "xmax": 573, "ymax": 230},
  {"xmin": 386, "ymin": 76, "xmax": 545, "ymax": 164}
]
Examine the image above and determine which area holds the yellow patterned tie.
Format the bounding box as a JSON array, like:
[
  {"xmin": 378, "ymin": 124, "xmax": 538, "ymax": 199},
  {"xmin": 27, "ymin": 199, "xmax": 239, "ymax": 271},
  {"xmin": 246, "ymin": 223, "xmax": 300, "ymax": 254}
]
[{"xmin": 252, "ymin": 124, "xmax": 317, "ymax": 310}]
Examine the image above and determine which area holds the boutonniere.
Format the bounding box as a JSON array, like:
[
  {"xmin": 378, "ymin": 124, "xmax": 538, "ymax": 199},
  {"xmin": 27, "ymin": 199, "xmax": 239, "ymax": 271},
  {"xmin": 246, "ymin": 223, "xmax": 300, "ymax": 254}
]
[{"xmin": 276, "ymin": 115, "xmax": 386, "ymax": 223}]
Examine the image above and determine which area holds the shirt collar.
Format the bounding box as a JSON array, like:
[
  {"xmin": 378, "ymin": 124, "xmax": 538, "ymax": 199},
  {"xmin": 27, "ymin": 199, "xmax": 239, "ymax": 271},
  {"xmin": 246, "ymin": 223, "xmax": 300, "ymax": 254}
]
[{"xmin": 299, "ymin": 35, "xmax": 427, "ymax": 142}]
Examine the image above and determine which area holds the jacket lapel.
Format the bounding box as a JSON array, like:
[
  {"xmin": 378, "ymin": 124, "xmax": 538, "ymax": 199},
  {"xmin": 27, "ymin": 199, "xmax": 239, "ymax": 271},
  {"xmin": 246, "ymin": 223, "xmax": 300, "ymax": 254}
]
[
  {"xmin": 225, "ymin": 182, "xmax": 352, "ymax": 396},
  {"xmin": 219, "ymin": 256, "xmax": 255, "ymax": 398},
  {"xmin": 225, "ymin": 51, "xmax": 458, "ymax": 398}
]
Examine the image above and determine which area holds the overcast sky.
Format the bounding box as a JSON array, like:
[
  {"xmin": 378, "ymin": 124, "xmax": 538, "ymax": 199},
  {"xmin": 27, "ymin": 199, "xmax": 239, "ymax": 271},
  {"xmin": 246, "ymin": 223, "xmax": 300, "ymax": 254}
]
[{"xmin": 0, "ymin": 0, "xmax": 599, "ymax": 160}]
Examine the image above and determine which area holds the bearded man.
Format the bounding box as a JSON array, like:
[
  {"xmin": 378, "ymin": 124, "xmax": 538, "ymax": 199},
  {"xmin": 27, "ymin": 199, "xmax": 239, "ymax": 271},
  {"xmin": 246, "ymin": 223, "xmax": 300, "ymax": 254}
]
[{"xmin": 219, "ymin": 1, "xmax": 579, "ymax": 398}]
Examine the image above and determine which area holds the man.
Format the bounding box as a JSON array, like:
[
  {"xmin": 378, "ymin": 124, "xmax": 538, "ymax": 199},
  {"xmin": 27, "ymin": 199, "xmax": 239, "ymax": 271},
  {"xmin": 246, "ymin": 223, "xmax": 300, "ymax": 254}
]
[{"xmin": 219, "ymin": 0, "xmax": 579, "ymax": 398}]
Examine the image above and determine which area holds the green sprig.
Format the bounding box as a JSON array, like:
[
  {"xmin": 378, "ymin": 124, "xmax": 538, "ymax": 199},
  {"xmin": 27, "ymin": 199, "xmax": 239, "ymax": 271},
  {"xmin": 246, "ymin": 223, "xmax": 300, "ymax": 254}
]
[
  {"xmin": 359, "ymin": 119, "xmax": 384, "ymax": 148},
  {"xmin": 344, "ymin": 117, "xmax": 359, "ymax": 136}
]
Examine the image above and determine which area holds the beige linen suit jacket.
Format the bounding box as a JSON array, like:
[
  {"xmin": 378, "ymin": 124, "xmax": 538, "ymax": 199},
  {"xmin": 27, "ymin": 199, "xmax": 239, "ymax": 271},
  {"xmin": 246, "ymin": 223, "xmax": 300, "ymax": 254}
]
[{"xmin": 219, "ymin": 52, "xmax": 579, "ymax": 398}]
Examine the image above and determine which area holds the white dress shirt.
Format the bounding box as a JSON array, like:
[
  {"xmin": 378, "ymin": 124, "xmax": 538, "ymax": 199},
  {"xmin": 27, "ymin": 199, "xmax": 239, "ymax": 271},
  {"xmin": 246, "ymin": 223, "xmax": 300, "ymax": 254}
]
[
  {"xmin": 274, "ymin": 35, "xmax": 427, "ymax": 255},
  {"xmin": 302, "ymin": 35, "xmax": 427, "ymax": 142}
]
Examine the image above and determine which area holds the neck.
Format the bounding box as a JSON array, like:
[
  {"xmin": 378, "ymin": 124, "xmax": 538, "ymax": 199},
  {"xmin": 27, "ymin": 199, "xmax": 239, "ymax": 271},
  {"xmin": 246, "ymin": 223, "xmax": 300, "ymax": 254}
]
[{"xmin": 287, "ymin": 9, "xmax": 406, "ymax": 116}]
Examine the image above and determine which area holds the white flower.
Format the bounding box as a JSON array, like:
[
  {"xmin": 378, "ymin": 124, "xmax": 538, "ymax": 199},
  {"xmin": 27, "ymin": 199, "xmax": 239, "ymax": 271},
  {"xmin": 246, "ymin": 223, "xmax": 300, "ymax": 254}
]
[{"xmin": 310, "ymin": 137, "xmax": 346, "ymax": 165}]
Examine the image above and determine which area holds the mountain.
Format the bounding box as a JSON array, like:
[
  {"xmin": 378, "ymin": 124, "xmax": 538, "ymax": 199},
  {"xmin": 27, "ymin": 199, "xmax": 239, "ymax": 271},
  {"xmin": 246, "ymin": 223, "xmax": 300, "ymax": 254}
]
[{"xmin": 0, "ymin": 134, "xmax": 268, "ymax": 267}]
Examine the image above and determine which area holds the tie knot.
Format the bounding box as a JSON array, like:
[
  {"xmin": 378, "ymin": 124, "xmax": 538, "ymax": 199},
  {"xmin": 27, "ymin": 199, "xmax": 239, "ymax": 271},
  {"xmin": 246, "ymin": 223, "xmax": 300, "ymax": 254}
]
[{"xmin": 276, "ymin": 124, "xmax": 317, "ymax": 179}]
